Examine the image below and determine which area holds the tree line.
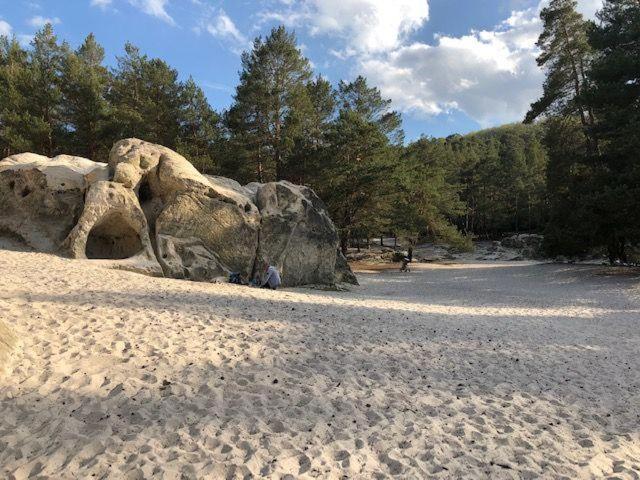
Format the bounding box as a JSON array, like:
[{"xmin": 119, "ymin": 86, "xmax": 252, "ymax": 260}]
[
  {"xmin": 1, "ymin": 0, "xmax": 637, "ymax": 261},
  {"xmin": 524, "ymin": 0, "xmax": 639, "ymax": 262}
]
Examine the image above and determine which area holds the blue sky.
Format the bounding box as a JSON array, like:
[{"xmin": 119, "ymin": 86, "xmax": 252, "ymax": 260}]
[{"xmin": 0, "ymin": 0, "xmax": 602, "ymax": 140}]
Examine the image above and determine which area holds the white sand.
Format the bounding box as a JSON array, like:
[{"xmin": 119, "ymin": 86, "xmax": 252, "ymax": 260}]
[{"xmin": 1, "ymin": 247, "xmax": 639, "ymax": 479}]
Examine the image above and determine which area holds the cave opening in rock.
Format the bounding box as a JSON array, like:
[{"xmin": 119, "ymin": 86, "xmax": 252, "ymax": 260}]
[{"xmin": 85, "ymin": 213, "xmax": 143, "ymax": 260}]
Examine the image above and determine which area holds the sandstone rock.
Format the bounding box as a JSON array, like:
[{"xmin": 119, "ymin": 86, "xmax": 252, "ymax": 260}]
[
  {"xmin": 254, "ymin": 181, "xmax": 339, "ymax": 287},
  {"xmin": 501, "ymin": 233, "xmax": 544, "ymax": 250},
  {"xmin": 62, "ymin": 180, "xmax": 159, "ymax": 262},
  {"xmin": 335, "ymin": 250, "xmax": 359, "ymax": 285},
  {"xmin": 0, "ymin": 319, "xmax": 18, "ymax": 376},
  {"xmin": 2, "ymin": 141, "xmax": 349, "ymax": 287},
  {"xmin": 155, "ymin": 188, "xmax": 260, "ymax": 280},
  {"xmin": 109, "ymin": 138, "xmax": 175, "ymax": 191},
  {"xmin": 0, "ymin": 153, "xmax": 108, "ymax": 251}
]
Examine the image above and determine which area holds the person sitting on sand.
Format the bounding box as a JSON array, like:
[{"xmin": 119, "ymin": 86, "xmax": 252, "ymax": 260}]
[{"xmin": 260, "ymin": 262, "xmax": 281, "ymax": 290}]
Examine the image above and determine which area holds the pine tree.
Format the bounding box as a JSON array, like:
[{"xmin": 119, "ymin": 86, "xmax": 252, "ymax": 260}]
[
  {"xmin": 0, "ymin": 37, "xmax": 31, "ymax": 156},
  {"xmin": 393, "ymin": 138, "xmax": 469, "ymax": 250},
  {"xmin": 61, "ymin": 33, "xmax": 112, "ymax": 160},
  {"xmin": 177, "ymin": 77, "xmax": 222, "ymax": 174},
  {"xmin": 525, "ymin": 0, "xmax": 596, "ymax": 149},
  {"xmin": 109, "ymin": 43, "xmax": 182, "ymax": 148},
  {"xmin": 226, "ymin": 26, "xmax": 312, "ymax": 182},
  {"xmin": 287, "ymin": 75, "xmax": 336, "ymax": 184},
  {"xmin": 315, "ymin": 77, "xmax": 402, "ymax": 251},
  {"xmin": 584, "ymin": 0, "xmax": 640, "ymax": 261},
  {"xmin": 26, "ymin": 24, "xmax": 68, "ymax": 156},
  {"xmin": 338, "ymin": 75, "xmax": 403, "ymax": 144}
]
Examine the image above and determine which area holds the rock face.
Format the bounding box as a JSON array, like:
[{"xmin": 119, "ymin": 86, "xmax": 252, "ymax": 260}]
[
  {"xmin": 0, "ymin": 139, "xmax": 357, "ymax": 286},
  {"xmin": 335, "ymin": 250, "xmax": 359, "ymax": 285},
  {"xmin": 0, "ymin": 153, "xmax": 108, "ymax": 251},
  {"xmin": 108, "ymin": 140, "xmax": 262, "ymax": 281},
  {"xmin": 62, "ymin": 181, "xmax": 162, "ymax": 276},
  {"xmin": 0, "ymin": 319, "xmax": 18, "ymax": 376},
  {"xmin": 501, "ymin": 234, "xmax": 545, "ymax": 259},
  {"xmin": 255, "ymin": 181, "xmax": 340, "ymax": 287}
]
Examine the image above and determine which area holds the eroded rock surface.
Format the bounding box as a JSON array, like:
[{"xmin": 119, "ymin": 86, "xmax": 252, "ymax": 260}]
[
  {"xmin": 1, "ymin": 140, "xmax": 356, "ymax": 286},
  {"xmin": 62, "ymin": 181, "xmax": 162, "ymax": 276},
  {"xmin": 0, "ymin": 153, "xmax": 108, "ymax": 251},
  {"xmin": 255, "ymin": 181, "xmax": 339, "ymax": 287}
]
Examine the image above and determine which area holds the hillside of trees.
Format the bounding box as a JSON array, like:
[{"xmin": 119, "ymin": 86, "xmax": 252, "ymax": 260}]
[{"xmin": 1, "ymin": 0, "xmax": 638, "ymax": 261}]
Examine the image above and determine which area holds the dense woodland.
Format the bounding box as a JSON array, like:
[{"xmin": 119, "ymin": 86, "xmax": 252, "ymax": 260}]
[{"xmin": 0, "ymin": 0, "xmax": 638, "ymax": 261}]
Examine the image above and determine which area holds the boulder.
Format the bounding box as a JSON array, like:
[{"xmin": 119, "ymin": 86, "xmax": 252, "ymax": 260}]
[
  {"xmin": 110, "ymin": 140, "xmax": 262, "ymax": 281},
  {"xmin": 155, "ymin": 180, "xmax": 261, "ymax": 280},
  {"xmin": 254, "ymin": 181, "xmax": 339, "ymax": 287},
  {"xmin": 1, "ymin": 140, "xmax": 352, "ymax": 287},
  {"xmin": 0, "ymin": 153, "xmax": 108, "ymax": 251},
  {"xmin": 501, "ymin": 234, "xmax": 545, "ymax": 259},
  {"xmin": 62, "ymin": 181, "xmax": 162, "ymax": 276},
  {"xmin": 0, "ymin": 319, "xmax": 18, "ymax": 376},
  {"xmin": 335, "ymin": 250, "xmax": 359, "ymax": 285}
]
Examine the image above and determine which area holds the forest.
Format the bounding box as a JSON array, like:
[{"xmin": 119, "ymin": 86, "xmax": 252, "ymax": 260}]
[{"xmin": 0, "ymin": 0, "xmax": 638, "ymax": 262}]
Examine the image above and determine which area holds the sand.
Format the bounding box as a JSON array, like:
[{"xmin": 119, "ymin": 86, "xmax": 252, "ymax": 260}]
[{"xmin": 1, "ymin": 245, "xmax": 639, "ymax": 479}]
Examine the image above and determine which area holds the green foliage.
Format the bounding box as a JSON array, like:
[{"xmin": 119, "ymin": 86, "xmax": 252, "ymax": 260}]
[
  {"xmin": 536, "ymin": 0, "xmax": 640, "ymax": 262},
  {"xmin": 225, "ymin": 26, "xmax": 312, "ymax": 182},
  {"xmin": 525, "ymin": 0, "xmax": 594, "ymax": 131},
  {"xmin": 177, "ymin": 78, "xmax": 222, "ymax": 174},
  {"xmin": 109, "ymin": 43, "xmax": 183, "ymax": 148},
  {"xmin": 61, "ymin": 33, "xmax": 112, "ymax": 160}
]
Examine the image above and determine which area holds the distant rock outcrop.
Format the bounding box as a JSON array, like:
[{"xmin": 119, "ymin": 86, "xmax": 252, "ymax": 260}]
[
  {"xmin": 501, "ymin": 234, "xmax": 545, "ymax": 260},
  {"xmin": 0, "ymin": 139, "xmax": 357, "ymax": 287}
]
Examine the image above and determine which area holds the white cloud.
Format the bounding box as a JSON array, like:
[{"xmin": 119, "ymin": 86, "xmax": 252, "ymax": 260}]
[
  {"xmin": 28, "ymin": 16, "xmax": 62, "ymax": 28},
  {"xmin": 360, "ymin": 8, "xmax": 545, "ymax": 126},
  {"xmin": 206, "ymin": 11, "xmax": 247, "ymax": 45},
  {"xmin": 358, "ymin": 0, "xmax": 603, "ymax": 127},
  {"xmin": 262, "ymin": 0, "xmax": 603, "ymax": 128},
  {"xmin": 259, "ymin": 0, "xmax": 429, "ymax": 54},
  {"xmin": 18, "ymin": 34, "xmax": 34, "ymax": 47},
  {"xmin": 0, "ymin": 20, "xmax": 12, "ymax": 37},
  {"xmin": 128, "ymin": 0, "xmax": 174, "ymax": 25},
  {"xmin": 575, "ymin": 0, "xmax": 602, "ymax": 18},
  {"xmin": 90, "ymin": 0, "xmax": 113, "ymax": 8}
]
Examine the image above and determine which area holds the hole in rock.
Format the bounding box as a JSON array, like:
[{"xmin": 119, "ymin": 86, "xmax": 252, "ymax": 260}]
[
  {"xmin": 21, "ymin": 187, "xmax": 31, "ymax": 197},
  {"xmin": 85, "ymin": 213, "xmax": 143, "ymax": 260},
  {"xmin": 139, "ymin": 181, "xmax": 152, "ymax": 204}
]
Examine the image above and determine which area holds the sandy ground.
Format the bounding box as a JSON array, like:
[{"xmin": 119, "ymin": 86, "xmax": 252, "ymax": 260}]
[{"xmin": 1, "ymin": 245, "xmax": 640, "ymax": 479}]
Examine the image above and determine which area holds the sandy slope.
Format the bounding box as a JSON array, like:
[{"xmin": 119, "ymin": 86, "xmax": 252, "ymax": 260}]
[{"xmin": 1, "ymin": 245, "xmax": 639, "ymax": 479}]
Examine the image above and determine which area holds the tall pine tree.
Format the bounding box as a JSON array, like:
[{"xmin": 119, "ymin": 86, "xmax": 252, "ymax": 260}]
[
  {"xmin": 226, "ymin": 26, "xmax": 312, "ymax": 182},
  {"xmin": 61, "ymin": 33, "xmax": 112, "ymax": 160}
]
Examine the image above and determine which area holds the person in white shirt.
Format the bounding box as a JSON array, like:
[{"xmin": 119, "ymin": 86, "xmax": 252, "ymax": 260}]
[{"xmin": 260, "ymin": 262, "xmax": 281, "ymax": 290}]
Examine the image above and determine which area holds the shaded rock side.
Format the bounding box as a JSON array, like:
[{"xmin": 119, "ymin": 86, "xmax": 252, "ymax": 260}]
[
  {"xmin": 334, "ymin": 250, "xmax": 359, "ymax": 285},
  {"xmin": 155, "ymin": 189, "xmax": 260, "ymax": 280},
  {"xmin": 0, "ymin": 319, "xmax": 18, "ymax": 376},
  {"xmin": 62, "ymin": 181, "xmax": 162, "ymax": 276},
  {"xmin": 0, "ymin": 153, "xmax": 108, "ymax": 251},
  {"xmin": 254, "ymin": 181, "xmax": 339, "ymax": 287}
]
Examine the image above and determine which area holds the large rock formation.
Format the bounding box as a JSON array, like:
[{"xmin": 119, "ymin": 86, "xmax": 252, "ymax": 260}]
[
  {"xmin": 62, "ymin": 181, "xmax": 163, "ymax": 276},
  {"xmin": 0, "ymin": 153, "xmax": 108, "ymax": 251},
  {"xmin": 109, "ymin": 139, "xmax": 261, "ymax": 281},
  {"xmin": 254, "ymin": 181, "xmax": 339, "ymax": 287},
  {"xmin": 0, "ymin": 139, "xmax": 357, "ymax": 287}
]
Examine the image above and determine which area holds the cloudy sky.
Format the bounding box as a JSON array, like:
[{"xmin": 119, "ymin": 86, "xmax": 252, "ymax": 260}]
[{"xmin": 0, "ymin": 0, "xmax": 603, "ymax": 139}]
